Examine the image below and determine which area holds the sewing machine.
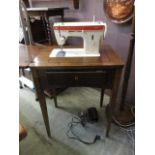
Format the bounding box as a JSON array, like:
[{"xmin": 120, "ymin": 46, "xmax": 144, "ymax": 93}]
[{"xmin": 49, "ymin": 21, "xmax": 107, "ymax": 57}]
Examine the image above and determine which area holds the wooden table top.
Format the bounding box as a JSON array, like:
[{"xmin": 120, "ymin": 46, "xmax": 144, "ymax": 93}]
[
  {"xmin": 19, "ymin": 43, "xmax": 124, "ymax": 69},
  {"xmin": 19, "ymin": 44, "xmax": 46, "ymax": 68},
  {"xmin": 30, "ymin": 44, "xmax": 124, "ymax": 69}
]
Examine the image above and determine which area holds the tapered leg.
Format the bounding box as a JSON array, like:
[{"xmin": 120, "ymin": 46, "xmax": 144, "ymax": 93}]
[
  {"xmin": 38, "ymin": 93, "xmax": 51, "ymax": 137},
  {"xmin": 105, "ymin": 104, "xmax": 112, "ymax": 137},
  {"xmin": 100, "ymin": 88, "xmax": 105, "ymax": 107},
  {"xmin": 31, "ymin": 68, "xmax": 51, "ymax": 138},
  {"xmin": 53, "ymin": 89, "xmax": 58, "ymax": 108}
]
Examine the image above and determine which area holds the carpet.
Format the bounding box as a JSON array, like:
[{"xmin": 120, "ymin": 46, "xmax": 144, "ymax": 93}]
[{"xmin": 19, "ymin": 87, "xmax": 134, "ymax": 155}]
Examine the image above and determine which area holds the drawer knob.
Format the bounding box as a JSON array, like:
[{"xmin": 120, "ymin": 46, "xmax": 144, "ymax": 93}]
[{"xmin": 74, "ymin": 76, "xmax": 78, "ymax": 80}]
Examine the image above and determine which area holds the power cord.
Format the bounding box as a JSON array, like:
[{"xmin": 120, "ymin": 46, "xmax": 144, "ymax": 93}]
[{"xmin": 66, "ymin": 116, "xmax": 101, "ymax": 145}]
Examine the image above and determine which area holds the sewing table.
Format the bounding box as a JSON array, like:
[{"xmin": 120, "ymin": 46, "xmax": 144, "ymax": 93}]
[{"xmin": 28, "ymin": 44, "xmax": 124, "ymax": 138}]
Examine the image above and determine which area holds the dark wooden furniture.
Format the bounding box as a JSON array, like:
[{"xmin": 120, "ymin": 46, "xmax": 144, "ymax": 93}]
[
  {"xmin": 27, "ymin": 7, "xmax": 68, "ymax": 44},
  {"xmin": 29, "ymin": 44, "xmax": 124, "ymax": 138}
]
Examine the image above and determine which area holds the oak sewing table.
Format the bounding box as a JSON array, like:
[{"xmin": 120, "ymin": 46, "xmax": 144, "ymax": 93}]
[{"xmin": 28, "ymin": 44, "xmax": 124, "ymax": 138}]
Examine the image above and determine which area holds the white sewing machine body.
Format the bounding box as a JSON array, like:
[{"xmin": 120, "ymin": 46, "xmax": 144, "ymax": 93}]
[{"xmin": 50, "ymin": 21, "xmax": 107, "ymax": 57}]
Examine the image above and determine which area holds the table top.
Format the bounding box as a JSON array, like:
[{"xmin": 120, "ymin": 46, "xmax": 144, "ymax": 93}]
[
  {"xmin": 19, "ymin": 44, "xmax": 46, "ymax": 68},
  {"xmin": 29, "ymin": 44, "xmax": 124, "ymax": 69}
]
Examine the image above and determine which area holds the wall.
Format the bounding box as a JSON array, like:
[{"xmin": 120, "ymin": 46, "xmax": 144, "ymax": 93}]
[{"xmin": 32, "ymin": 0, "xmax": 135, "ymax": 105}]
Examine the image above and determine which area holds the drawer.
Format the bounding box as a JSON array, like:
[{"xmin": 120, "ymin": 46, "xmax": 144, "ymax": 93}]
[{"xmin": 45, "ymin": 70, "xmax": 107, "ymax": 88}]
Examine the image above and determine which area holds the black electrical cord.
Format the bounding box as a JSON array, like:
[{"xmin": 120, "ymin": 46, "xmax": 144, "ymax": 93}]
[{"xmin": 66, "ymin": 116, "xmax": 101, "ymax": 145}]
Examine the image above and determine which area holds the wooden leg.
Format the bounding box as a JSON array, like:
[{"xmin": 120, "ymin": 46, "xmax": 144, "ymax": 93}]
[
  {"xmin": 100, "ymin": 88, "xmax": 105, "ymax": 107},
  {"xmin": 106, "ymin": 69, "xmax": 122, "ymax": 137},
  {"xmin": 38, "ymin": 94, "xmax": 51, "ymax": 137},
  {"xmin": 105, "ymin": 104, "xmax": 112, "ymax": 137},
  {"xmin": 35, "ymin": 89, "xmax": 38, "ymax": 101},
  {"xmin": 54, "ymin": 96, "xmax": 58, "ymax": 108},
  {"xmin": 53, "ymin": 89, "xmax": 58, "ymax": 108},
  {"xmin": 31, "ymin": 68, "xmax": 51, "ymax": 138}
]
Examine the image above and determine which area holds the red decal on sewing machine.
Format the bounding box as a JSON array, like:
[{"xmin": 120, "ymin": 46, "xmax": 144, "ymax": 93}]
[{"xmin": 54, "ymin": 25, "xmax": 105, "ymax": 31}]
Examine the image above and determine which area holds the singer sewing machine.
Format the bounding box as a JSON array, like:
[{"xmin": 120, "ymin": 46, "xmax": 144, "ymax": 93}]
[{"xmin": 49, "ymin": 21, "xmax": 107, "ymax": 57}]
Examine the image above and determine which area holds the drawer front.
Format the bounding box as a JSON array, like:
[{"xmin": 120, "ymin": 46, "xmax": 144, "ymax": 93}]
[{"xmin": 45, "ymin": 70, "xmax": 107, "ymax": 88}]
